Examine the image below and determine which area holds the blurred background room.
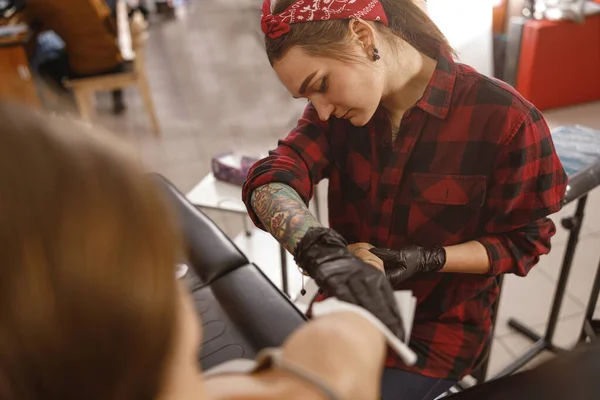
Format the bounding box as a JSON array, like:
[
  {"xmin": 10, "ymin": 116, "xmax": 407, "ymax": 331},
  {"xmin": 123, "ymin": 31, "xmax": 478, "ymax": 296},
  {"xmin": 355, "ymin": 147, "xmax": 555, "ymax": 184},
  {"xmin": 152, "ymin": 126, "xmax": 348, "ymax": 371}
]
[{"xmin": 1, "ymin": 0, "xmax": 600, "ymax": 392}]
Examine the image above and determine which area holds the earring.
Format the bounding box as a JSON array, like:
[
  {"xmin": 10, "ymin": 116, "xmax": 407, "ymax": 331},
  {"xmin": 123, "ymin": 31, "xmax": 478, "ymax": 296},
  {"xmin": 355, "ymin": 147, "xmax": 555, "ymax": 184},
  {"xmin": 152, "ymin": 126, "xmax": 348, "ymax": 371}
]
[{"xmin": 372, "ymin": 45, "xmax": 380, "ymax": 61}]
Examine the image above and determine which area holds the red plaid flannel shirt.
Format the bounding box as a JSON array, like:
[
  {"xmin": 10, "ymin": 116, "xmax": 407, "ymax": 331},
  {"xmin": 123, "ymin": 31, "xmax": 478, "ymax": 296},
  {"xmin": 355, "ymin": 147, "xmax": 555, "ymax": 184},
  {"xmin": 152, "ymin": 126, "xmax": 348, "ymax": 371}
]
[{"xmin": 242, "ymin": 50, "xmax": 568, "ymax": 380}]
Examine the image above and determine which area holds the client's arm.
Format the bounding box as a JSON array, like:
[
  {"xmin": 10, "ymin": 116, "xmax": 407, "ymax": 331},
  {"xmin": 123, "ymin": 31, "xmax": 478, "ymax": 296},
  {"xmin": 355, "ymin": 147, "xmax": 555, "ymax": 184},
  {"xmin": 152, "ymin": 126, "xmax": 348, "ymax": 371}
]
[{"xmin": 258, "ymin": 311, "xmax": 386, "ymax": 400}]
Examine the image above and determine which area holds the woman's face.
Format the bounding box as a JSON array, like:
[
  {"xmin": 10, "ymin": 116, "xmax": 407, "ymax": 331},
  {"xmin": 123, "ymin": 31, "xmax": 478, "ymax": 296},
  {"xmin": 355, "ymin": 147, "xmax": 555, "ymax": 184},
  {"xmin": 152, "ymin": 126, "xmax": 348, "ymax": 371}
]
[{"xmin": 273, "ymin": 46, "xmax": 385, "ymax": 126}]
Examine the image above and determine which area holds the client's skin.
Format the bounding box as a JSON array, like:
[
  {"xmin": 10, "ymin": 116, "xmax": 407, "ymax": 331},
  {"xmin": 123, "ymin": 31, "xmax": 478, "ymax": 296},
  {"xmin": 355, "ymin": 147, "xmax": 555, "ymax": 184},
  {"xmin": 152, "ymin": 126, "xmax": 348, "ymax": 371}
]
[{"xmin": 0, "ymin": 103, "xmax": 386, "ymax": 400}]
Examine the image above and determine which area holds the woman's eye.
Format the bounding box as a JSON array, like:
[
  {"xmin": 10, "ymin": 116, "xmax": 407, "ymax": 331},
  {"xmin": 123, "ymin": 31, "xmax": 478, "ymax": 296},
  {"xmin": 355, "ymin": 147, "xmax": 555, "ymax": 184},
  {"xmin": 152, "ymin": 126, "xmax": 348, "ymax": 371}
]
[{"xmin": 318, "ymin": 77, "xmax": 328, "ymax": 93}]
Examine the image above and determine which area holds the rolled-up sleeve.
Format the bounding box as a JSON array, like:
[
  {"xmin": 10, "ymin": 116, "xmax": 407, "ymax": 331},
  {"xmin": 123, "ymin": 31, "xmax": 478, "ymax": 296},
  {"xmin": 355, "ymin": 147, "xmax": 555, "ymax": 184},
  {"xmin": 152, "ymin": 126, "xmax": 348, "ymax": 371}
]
[
  {"xmin": 242, "ymin": 103, "xmax": 332, "ymax": 229},
  {"xmin": 477, "ymin": 107, "xmax": 568, "ymax": 276}
]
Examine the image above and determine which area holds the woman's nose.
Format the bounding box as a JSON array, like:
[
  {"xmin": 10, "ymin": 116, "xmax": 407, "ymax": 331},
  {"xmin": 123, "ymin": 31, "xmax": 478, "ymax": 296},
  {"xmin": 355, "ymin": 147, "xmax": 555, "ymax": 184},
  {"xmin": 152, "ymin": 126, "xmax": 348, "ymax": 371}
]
[{"xmin": 312, "ymin": 98, "xmax": 335, "ymax": 121}]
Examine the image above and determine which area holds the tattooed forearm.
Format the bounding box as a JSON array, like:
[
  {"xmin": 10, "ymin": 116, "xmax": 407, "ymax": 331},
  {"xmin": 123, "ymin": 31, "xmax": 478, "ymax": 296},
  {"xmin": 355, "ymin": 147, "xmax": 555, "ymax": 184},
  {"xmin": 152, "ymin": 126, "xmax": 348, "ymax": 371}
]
[{"xmin": 250, "ymin": 183, "xmax": 322, "ymax": 254}]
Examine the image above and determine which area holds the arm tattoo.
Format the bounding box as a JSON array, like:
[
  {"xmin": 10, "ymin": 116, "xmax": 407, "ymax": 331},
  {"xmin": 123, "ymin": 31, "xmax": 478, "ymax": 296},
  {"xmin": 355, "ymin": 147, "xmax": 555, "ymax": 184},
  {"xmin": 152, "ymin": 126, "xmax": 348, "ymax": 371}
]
[{"xmin": 250, "ymin": 183, "xmax": 322, "ymax": 254}]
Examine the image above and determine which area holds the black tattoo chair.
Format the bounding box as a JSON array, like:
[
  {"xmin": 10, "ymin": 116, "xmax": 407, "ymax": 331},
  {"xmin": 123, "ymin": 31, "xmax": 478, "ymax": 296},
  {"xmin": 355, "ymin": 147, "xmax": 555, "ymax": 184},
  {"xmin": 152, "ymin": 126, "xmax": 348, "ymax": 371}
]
[
  {"xmin": 155, "ymin": 173, "xmax": 600, "ymax": 399},
  {"xmin": 153, "ymin": 174, "xmax": 307, "ymax": 370}
]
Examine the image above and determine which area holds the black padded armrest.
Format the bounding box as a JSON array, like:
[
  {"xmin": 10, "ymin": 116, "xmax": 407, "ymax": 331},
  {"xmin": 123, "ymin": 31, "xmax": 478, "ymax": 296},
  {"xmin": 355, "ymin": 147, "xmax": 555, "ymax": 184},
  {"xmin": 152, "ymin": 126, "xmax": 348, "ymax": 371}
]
[
  {"xmin": 152, "ymin": 174, "xmax": 249, "ymax": 284},
  {"xmin": 153, "ymin": 175, "xmax": 306, "ymax": 371},
  {"xmin": 193, "ymin": 265, "xmax": 307, "ymax": 370},
  {"xmin": 211, "ymin": 265, "xmax": 307, "ymax": 350}
]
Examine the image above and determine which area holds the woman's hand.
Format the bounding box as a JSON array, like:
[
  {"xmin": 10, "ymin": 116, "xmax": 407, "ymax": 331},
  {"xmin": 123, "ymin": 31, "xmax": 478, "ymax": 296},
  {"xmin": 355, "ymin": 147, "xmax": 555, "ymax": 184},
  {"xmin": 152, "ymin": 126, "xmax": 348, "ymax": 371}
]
[
  {"xmin": 295, "ymin": 228, "xmax": 406, "ymax": 341},
  {"xmin": 347, "ymin": 243, "xmax": 385, "ymax": 272},
  {"xmin": 369, "ymin": 245, "xmax": 446, "ymax": 286}
]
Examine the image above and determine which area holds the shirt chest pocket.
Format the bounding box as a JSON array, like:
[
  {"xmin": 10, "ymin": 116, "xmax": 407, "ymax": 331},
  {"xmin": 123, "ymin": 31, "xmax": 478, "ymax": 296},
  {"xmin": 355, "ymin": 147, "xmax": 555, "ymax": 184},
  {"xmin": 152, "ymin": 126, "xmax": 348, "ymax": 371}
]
[{"xmin": 405, "ymin": 173, "xmax": 487, "ymax": 246}]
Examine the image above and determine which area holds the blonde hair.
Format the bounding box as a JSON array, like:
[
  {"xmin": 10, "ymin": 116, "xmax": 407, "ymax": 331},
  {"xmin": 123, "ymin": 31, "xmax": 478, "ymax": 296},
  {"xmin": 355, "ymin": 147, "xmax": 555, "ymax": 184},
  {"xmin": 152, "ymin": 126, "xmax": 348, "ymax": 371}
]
[{"xmin": 0, "ymin": 103, "xmax": 181, "ymax": 399}]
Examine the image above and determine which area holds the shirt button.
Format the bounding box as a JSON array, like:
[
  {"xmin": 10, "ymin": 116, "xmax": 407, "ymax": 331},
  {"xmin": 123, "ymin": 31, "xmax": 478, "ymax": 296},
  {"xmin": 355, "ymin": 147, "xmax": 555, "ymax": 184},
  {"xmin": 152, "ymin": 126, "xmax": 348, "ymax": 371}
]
[{"xmin": 383, "ymin": 140, "xmax": 390, "ymax": 148}]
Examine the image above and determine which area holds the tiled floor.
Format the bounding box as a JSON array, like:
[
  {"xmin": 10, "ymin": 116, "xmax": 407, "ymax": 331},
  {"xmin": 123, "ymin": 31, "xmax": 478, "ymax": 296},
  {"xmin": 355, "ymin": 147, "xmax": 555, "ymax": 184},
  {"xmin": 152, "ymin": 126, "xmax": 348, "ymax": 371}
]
[{"xmin": 45, "ymin": 1, "xmax": 600, "ymax": 383}]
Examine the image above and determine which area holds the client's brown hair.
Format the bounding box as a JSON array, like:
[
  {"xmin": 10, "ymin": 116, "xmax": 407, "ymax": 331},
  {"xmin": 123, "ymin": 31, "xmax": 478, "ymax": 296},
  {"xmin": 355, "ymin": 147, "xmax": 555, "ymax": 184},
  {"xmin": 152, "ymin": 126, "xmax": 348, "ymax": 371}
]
[{"xmin": 0, "ymin": 103, "xmax": 181, "ymax": 399}]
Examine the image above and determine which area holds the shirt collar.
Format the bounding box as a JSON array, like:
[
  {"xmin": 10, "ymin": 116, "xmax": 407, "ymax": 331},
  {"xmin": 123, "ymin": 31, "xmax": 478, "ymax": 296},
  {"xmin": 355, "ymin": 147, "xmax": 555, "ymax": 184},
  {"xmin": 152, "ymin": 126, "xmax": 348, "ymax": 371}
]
[{"xmin": 414, "ymin": 48, "xmax": 457, "ymax": 120}]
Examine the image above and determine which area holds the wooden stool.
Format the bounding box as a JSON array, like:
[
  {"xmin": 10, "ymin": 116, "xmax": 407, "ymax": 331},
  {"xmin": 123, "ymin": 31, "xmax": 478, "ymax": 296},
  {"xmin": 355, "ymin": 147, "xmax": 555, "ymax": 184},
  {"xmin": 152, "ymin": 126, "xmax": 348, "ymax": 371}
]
[{"xmin": 65, "ymin": 11, "xmax": 160, "ymax": 136}]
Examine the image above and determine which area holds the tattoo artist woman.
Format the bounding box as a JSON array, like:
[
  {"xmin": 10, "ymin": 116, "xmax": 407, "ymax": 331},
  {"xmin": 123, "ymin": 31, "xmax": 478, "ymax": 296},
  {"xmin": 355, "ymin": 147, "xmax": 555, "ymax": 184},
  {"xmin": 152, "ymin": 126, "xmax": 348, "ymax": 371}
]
[{"xmin": 242, "ymin": 0, "xmax": 568, "ymax": 399}]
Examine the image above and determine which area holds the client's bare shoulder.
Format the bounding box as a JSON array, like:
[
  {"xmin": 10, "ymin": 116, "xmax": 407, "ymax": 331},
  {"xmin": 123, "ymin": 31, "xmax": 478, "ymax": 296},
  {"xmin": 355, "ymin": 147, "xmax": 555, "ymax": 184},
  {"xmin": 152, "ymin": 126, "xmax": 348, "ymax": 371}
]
[{"xmin": 204, "ymin": 311, "xmax": 386, "ymax": 400}]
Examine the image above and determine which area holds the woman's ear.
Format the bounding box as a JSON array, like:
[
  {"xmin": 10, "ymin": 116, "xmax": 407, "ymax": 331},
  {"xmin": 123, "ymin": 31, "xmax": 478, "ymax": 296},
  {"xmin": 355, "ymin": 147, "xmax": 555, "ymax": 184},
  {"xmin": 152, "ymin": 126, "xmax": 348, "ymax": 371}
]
[{"xmin": 349, "ymin": 19, "xmax": 377, "ymax": 56}]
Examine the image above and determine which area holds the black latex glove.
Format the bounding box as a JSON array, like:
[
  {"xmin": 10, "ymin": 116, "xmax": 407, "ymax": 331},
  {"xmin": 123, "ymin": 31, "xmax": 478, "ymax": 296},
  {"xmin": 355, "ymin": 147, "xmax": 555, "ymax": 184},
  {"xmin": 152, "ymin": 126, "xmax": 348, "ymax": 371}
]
[
  {"xmin": 295, "ymin": 227, "xmax": 405, "ymax": 341},
  {"xmin": 369, "ymin": 245, "xmax": 446, "ymax": 287}
]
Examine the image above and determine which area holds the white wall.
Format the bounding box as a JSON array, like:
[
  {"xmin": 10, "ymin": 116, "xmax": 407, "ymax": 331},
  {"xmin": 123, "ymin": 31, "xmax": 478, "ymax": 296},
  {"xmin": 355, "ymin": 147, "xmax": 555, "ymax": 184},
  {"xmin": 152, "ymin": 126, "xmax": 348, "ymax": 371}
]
[{"xmin": 427, "ymin": 0, "xmax": 495, "ymax": 77}]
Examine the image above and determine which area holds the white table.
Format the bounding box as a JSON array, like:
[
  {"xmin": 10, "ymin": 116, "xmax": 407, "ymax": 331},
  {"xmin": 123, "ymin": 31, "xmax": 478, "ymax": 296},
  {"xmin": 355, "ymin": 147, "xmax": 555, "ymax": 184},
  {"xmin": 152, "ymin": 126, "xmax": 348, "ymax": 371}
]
[
  {"xmin": 186, "ymin": 173, "xmax": 321, "ymax": 298},
  {"xmin": 186, "ymin": 172, "xmax": 253, "ymax": 235}
]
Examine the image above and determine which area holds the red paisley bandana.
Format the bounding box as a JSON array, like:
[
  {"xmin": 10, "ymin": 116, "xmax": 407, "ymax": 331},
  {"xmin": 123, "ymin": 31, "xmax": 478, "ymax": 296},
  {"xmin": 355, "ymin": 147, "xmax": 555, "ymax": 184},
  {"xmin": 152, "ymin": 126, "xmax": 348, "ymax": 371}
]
[{"xmin": 261, "ymin": 0, "xmax": 389, "ymax": 39}]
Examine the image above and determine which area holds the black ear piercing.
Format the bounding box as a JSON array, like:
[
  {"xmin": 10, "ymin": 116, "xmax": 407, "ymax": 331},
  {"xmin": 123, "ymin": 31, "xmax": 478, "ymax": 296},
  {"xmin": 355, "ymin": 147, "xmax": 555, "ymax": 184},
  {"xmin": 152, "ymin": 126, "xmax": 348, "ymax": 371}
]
[{"xmin": 372, "ymin": 45, "xmax": 380, "ymax": 61}]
